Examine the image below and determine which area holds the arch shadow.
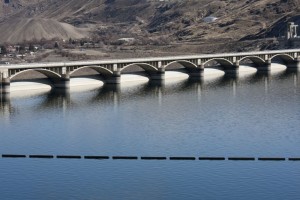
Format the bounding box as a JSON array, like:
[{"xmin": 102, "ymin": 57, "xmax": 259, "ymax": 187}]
[
  {"xmin": 121, "ymin": 63, "xmax": 158, "ymax": 76},
  {"xmin": 164, "ymin": 60, "xmax": 198, "ymax": 70},
  {"xmin": 238, "ymin": 56, "xmax": 266, "ymax": 67},
  {"xmin": 10, "ymin": 69, "xmax": 62, "ymax": 81},
  {"xmin": 203, "ymin": 58, "xmax": 233, "ymax": 68},
  {"xmin": 270, "ymin": 54, "xmax": 295, "ymax": 64},
  {"xmin": 69, "ymin": 66, "xmax": 114, "ymax": 78}
]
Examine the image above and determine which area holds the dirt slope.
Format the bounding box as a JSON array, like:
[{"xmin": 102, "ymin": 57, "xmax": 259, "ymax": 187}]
[{"xmin": 0, "ymin": 18, "xmax": 89, "ymax": 43}]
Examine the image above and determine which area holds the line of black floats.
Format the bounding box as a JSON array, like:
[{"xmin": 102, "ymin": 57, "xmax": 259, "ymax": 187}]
[{"xmin": 1, "ymin": 154, "xmax": 300, "ymax": 161}]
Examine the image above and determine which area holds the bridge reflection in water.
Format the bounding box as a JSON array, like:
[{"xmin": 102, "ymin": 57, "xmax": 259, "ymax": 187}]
[{"xmin": 1, "ymin": 68, "xmax": 299, "ymax": 119}]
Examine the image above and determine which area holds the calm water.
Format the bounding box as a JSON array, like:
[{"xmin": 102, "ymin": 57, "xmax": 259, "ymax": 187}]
[{"xmin": 0, "ymin": 69, "xmax": 300, "ymax": 200}]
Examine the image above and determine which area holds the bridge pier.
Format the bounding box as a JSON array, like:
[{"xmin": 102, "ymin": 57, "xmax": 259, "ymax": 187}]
[
  {"xmin": 0, "ymin": 69, "xmax": 10, "ymax": 94},
  {"xmin": 53, "ymin": 74, "xmax": 70, "ymax": 89},
  {"xmin": 296, "ymin": 57, "xmax": 300, "ymax": 69},
  {"xmin": 189, "ymin": 65, "xmax": 204, "ymax": 79},
  {"xmin": 286, "ymin": 57, "xmax": 300, "ymax": 69},
  {"xmin": 256, "ymin": 59, "xmax": 271, "ymax": 72},
  {"xmin": 106, "ymin": 69, "xmax": 121, "ymax": 84},
  {"xmin": 0, "ymin": 78, "xmax": 10, "ymax": 94},
  {"xmin": 150, "ymin": 68, "xmax": 165, "ymax": 81},
  {"xmin": 224, "ymin": 62, "xmax": 239, "ymax": 77}
]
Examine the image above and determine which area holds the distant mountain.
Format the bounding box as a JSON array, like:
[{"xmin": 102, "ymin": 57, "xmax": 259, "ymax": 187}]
[{"xmin": 0, "ymin": 0, "xmax": 299, "ymax": 49}]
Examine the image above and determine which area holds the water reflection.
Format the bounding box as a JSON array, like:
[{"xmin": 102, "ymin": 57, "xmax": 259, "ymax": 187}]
[
  {"xmin": 38, "ymin": 89, "xmax": 72, "ymax": 113},
  {"xmin": 1, "ymin": 69, "xmax": 299, "ymax": 118},
  {"xmin": 0, "ymin": 93, "xmax": 13, "ymax": 118}
]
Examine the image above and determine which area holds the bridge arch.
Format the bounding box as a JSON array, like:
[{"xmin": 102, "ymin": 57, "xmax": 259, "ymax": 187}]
[
  {"xmin": 270, "ymin": 54, "xmax": 295, "ymax": 64},
  {"xmin": 238, "ymin": 56, "xmax": 266, "ymax": 66},
  {"xmin": 69, "ymin": 65, "xmax": 114, "ymax": 77},
  {"xmin": 121, "ymin": 63, "xmax": 158, "ymax": 74},
  {"xmin": 164, "ymin": 60, "xmax": 198, "ymax": 70},
  {"xmin": 10, "ymin": 69, "xmax": 62, "ymax": 81},
  {"xmin": 203, "ymin": 58, "xmax": 233, "ymax": 67}
]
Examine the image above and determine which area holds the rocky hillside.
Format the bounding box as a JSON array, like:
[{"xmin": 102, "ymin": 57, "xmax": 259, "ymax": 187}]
[
  {"xmin": 0, "ymin": 0, "xmax": 40, "ymax": 18},
  {"xmin": 0, "ymin": 0, "xmax": 299, "ymax": 51}
]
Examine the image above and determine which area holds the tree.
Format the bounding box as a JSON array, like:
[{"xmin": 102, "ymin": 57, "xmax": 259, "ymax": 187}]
[
  {"xmin": 29, "ymin": 44, "xmax": 35, "ymax": 52},
  {"xmin": 0, "ymin": 46, "xmax": 7, "ymax": 54},
  {"xmin": 80, "ymin": 40, "xmax": 85, "ymax": 46},
  {"xmin": 40, "ymin": 38, "xmax": 47, "ymax": 46},
  {"xmin": 19, "ymin": 45, "xmax": 26, "ymax": 54},
  {"xmin": 54, "ymin": 42, "xmax": 59, "ymax": 49}
]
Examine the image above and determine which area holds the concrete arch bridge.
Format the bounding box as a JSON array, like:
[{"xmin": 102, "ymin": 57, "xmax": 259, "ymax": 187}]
[{"xmin": 1, "ymin": 49, "xmax": 300, "ymax": 93}]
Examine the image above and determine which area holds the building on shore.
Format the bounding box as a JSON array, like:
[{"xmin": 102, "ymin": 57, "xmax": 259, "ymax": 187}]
[{"xmin": 279, "ymin": 22, "xmax": 300, "ymax": 48}]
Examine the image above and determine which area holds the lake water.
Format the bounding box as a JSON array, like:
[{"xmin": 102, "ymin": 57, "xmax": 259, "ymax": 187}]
[{"xmin": 0, "ymin": 67, "xmax": 300, "ymax": 200}]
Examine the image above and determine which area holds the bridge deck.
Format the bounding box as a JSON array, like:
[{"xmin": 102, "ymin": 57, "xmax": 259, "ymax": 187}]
[{"xmin": 1, "ymin": 49, "xmax": 300, "ymax": 69}]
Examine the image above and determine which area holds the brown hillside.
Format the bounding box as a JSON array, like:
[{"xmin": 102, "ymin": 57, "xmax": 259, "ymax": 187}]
[
  {"xmin": 0, "ymin": 0, "xmax": 300, "ymax": 51},
  {"xmin": 14, "ymin": 0, "xmax": 299, "ymax": 39},
  {"xmin": 0, "ymin": 0, "xmax": 40, "ymax": 18},
  {"xmin": 0, "ymin": 18, "xmax": 89, "ymax": 43}
]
